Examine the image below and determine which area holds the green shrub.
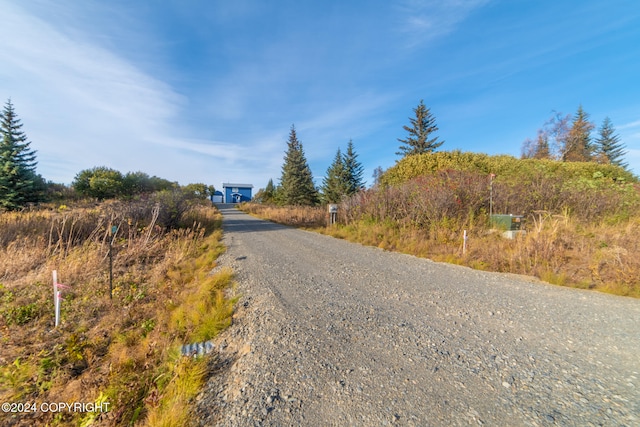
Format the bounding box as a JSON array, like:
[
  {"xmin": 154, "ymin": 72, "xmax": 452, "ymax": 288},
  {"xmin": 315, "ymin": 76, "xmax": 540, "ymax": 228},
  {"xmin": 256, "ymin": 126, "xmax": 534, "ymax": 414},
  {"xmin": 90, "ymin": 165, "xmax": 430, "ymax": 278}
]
[{"xmin": 2, "ymin": 302, "xmax": 39, "ymax": 325}]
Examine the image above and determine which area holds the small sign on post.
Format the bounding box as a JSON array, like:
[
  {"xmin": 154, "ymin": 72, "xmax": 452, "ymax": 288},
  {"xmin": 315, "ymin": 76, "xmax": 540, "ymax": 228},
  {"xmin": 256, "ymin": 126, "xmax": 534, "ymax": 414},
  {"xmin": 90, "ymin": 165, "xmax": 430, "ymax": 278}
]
[{"xmin": 328, "ymin": 204, "xmax": 338, "ymax": 226}]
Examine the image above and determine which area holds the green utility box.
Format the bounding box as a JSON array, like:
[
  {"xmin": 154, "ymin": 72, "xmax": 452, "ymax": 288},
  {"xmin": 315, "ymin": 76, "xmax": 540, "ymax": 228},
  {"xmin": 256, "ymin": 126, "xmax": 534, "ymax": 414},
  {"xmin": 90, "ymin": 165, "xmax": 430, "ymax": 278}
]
[{"xmin": 490, "ymin": 214, "xmax": 524, "ymax": 231}]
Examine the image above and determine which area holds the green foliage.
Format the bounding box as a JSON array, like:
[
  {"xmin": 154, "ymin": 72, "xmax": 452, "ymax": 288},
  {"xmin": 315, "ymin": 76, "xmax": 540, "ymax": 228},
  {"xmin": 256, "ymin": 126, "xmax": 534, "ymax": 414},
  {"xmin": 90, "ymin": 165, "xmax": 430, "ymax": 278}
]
[
  {"xmin": 562, "ymin": 105, "xmax": 595, "ymax": 162},
  {"xmin": 122, "ymin": 171, "xmax": 155, "ymax": 195},
  {"xmin": 344, "ymin": 139, "xmax": 365, "ymax": 194},
  {"xmin": 264, "ymin": 178, "xmax": 276, "ymax": 202},
  {"xmin": 65, "ymin": 332, "xmax": 87, "ymax": 362},
  {"xmin": 322, "ymin": 140, "xmax": 365, "ymax": 203},
  {"xmin": 44, "ymin": 181, "xmax": 78, "ymax": 202},
  {"xmin": 595, "ymin": 117, "xmax": 627, "ymax": 169},
  {"xmin": 396, "ymin": 99, "xmax": 443, "ymax": 157},
  {"xmin": 373, "ymin": 150, "xmax": 639, "ymax": 226},
  {"xmin": 0, "ymin": 99, "xmax": 44, "ymax": 210},
  {"xmin": 73, "ymin": 166, "xmax": 124, "ymax": 199},
  {"xmin": 279, "ymin": 125, "xmax": 319, "ymax": 206},
  {"xmin": 382, "ymin": 150, "xmax": 637, "ymax": 187},
  {"xmin": 2, "ymin": 302, "xmax": 40, "ymax": 325},
  {"xmin": 322, "ymin": 148, "xmax": 349, "ymax": 203},
  {"xmin": 182, "ymin": 183, "xmax": 209, "ymax": 200},
  {"xmin": 73, "ymin": 167, "xmax": 181, "ymax": 200},
  {"xmin": 253, "ymin": 179, "xmax": 277, "ymax": 204},
  {"xmin": 521, "ymin": 107, "xmax": 629, "ymax": 169},
  {"xmin": 0, "ymin": 358, "xmax": 36, "ymax": 399},
  {"xmin": 140, "ymin": 318, "xmax": 156, "ymax": 337},
  {"xmin": 148, "ymin": 175, "xmax": 178, "ymax": 192}
]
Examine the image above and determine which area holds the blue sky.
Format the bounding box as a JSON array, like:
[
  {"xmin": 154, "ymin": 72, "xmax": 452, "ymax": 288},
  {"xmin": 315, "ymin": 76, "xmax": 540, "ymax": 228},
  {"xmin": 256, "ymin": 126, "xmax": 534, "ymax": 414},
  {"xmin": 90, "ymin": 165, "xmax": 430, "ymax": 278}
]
[{"xmin": 2, "ymin": 0, "xmax": 639, "ymax": 190}]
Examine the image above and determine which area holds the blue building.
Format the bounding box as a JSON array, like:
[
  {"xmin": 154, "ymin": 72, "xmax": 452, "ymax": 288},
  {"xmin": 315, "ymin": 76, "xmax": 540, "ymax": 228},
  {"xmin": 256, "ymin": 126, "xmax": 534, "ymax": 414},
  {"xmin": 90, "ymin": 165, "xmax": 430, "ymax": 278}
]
[{"xmin": 222, "ymin": 183, "xmax": 253, "ymax": 203}]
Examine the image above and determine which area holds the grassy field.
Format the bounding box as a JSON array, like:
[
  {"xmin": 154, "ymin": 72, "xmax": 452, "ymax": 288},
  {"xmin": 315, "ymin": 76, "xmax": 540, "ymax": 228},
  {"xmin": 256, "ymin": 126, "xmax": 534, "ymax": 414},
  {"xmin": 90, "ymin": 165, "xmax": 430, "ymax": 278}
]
[{"xmin": 0, "ymin": 199, "xmax": 236, "ymax": 426}]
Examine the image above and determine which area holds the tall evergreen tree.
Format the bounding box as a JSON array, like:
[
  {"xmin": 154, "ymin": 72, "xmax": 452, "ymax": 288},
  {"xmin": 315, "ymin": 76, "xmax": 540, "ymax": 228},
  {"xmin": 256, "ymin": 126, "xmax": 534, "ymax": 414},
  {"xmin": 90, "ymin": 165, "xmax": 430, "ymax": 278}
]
[
  {"xmin": 0, "ymin": 99, "xmax": 41, "ymax": 210},
  {"xmin": 594, "ymin": 117, "xmax": 627, "ymax": 169},
  {"xmin": 322, "ymin": 148, "xmax": 349, "ymax": 204},
  {"xmin": 279, "ymin": 125, "xmax": 319, "ymax": 205},
  {"xmin": 343, "ymin": 139, "xmax": 364, "ymax": 194},
  {"xmin": 397, "ymin": 99, "xmax": 443, "ymax": 157},
  {"xmin": 562, "ymin": 105, "xmax": 594, "ymax": 162}
]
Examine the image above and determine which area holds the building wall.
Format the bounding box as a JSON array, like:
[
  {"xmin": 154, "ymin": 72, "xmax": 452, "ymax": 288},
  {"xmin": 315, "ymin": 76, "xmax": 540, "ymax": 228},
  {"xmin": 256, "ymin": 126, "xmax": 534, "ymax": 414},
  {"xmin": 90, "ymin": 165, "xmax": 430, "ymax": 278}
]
[
  {"xmin": 224, "ymin": 186, "xmax": 252, "ymax": 203},
  {"xmin": 210, "ymin": 191, "xmax": 224, "ymax": 203}
]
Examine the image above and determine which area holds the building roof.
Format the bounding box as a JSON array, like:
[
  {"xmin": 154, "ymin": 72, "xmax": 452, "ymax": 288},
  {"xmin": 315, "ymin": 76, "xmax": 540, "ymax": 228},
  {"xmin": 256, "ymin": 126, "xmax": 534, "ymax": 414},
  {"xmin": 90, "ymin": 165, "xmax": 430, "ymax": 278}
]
[{"xmin": 222, "ymin": 183, "xmax": 253, "ymax": 188}]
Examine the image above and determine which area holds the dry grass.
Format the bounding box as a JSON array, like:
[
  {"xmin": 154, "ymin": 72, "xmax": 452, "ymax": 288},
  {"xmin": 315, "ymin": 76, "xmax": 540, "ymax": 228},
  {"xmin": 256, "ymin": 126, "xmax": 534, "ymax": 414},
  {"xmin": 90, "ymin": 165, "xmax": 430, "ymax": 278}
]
[
  {"xmin": 240, "ymin": 203, "xmax": 640, "ymax": 297},
  {"xmin": 0, "ymin": 201, "xmax": 235, "ymax": 426},
  {"xmin": 239, "ymin": 203, "xmax": 326, "ymax": 228}
]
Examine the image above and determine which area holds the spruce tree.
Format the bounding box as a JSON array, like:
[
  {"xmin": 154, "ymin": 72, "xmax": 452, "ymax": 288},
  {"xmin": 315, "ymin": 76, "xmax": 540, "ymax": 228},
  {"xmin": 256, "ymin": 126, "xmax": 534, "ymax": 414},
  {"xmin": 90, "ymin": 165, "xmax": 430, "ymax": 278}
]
[
  {"xmin": 279, "ymin": 125, "xmax": 319, "ymax": 206},
  {"xmin": 562, "ymin": 105, "xmax": 594, "ymax": 162},
  {"xmin": 595, "ymin": 117, "xmax": 627, "ymax": 169},
  {"xmin": 264, "ymin": 178, "xmax": 276, "ymax": 203},
  {"xmin": 255, "ymin": 178, "xmax": 276, "ymax": 204},
  {"xmin": 0, "ymin": 99, "xmax": 41, "ymax": 210},
  {"xmin": 343, "ymin": 139, "xmax": 364, "ymax": 195},
  {"xmin": 322, "ymin": 148, "xmax": 349, "ymax": 204},
  {"xmin": 397, "ymin": 99, "xmax": 443, "ymax": 157}
]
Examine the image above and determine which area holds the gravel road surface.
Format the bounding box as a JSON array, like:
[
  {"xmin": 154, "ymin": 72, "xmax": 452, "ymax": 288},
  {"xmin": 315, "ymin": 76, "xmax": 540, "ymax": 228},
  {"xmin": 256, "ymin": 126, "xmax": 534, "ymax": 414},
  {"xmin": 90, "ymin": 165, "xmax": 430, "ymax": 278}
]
[{"xmin": 195, "ymin": 205, "xmax": 640, "ymax": 426}]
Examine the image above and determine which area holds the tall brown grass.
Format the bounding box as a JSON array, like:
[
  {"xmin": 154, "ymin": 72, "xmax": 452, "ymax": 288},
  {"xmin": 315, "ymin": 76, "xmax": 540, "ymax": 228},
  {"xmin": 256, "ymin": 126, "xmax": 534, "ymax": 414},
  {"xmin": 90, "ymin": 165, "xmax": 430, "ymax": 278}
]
[{"xmin": 0, "ymin": 200, "xmax": 234, "ymax": 426}]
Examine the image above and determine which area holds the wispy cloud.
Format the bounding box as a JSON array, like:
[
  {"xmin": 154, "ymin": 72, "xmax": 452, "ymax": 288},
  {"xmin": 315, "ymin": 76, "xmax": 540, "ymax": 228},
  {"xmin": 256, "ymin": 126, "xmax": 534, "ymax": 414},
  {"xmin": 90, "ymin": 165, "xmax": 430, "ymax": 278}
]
[
  {"xmin": 397, "ymin": 0, "xmax": 491, "ymax": 48},
  {"xmin": 619, "ymin": 119, "xmax": 640, "ymax": 130},
  {"xmin": 0, "ymin": 1, "xmax": 188, "ymax": 183}
]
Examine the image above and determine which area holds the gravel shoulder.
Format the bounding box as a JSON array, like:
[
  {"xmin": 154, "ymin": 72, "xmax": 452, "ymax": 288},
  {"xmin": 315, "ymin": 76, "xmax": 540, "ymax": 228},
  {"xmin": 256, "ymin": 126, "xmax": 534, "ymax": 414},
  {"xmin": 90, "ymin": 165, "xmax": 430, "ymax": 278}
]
[{"xmin": 195, "ymin": 205, "xmax": 640, "ymax": 426}]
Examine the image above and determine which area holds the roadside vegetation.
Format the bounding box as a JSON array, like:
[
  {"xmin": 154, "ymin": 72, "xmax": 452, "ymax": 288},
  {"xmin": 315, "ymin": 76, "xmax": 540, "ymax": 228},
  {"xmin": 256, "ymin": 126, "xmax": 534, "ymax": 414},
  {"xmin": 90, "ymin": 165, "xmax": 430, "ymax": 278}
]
[
  {"xmin": 242, "ymin": 151, "xmax": 640, "ymax": 298},
  {"xmin": 0, "ymin": 194, "xmax": 235, "ymax": 426},
  {"xmin": 1, "ymin": 98, "xmax": 234, "ymax": 425},
  {"xmin": 246, "ymin": 101, "xmax": 637, "ymax": 297}
]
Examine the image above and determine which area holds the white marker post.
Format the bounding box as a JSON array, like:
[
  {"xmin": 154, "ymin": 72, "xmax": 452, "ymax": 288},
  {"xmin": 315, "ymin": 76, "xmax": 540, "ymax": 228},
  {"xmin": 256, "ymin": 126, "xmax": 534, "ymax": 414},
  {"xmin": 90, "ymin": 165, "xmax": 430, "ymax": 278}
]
[
  {"xmin": 53, "ymin": 270, "xmax": 60, "ymax": 328},
  {"xmin": 463, "ymin": 230, "xmax": 468, "ymax": 255}
]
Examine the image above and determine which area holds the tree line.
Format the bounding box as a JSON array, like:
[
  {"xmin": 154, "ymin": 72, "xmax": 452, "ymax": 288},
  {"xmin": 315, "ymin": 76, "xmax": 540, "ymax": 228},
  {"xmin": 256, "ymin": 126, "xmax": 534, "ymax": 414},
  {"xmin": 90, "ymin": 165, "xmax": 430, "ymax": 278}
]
[
  {"xmin": 254, "ymin": 126, "xmax": 366, "ymax": 205},
  {"xmin": 259, "ymin": 100, "xmax": 631, "ymax": 207},
  {"xmin": 0, "ymin": 99, "xmax": 215, "ymax": 210},
  {"xmin": 521, "ymin": 105, "xmax": 627, "ymax": 168},
  {"xmin": 256, "ymin": 99, "xmax": 444, "ymax": 206},
  {"xmin": 2, "ymin": 95, "xmax": 630, "ymax": 211}
]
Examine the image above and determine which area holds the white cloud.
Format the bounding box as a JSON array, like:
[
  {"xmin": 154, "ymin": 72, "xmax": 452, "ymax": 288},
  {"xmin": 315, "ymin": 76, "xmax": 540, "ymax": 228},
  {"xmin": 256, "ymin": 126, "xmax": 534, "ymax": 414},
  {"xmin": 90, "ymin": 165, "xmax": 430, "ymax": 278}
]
[
  {"xmin": 0, "ymin": 1, "xmax": 188, "ymax": 183},
  {"xmin": 619, "ymin": 119, "xmax": 640, "ymax": 130},
  {"xmin": 397, "ymin": 0, "xmax": 491, "ymax": 47}
]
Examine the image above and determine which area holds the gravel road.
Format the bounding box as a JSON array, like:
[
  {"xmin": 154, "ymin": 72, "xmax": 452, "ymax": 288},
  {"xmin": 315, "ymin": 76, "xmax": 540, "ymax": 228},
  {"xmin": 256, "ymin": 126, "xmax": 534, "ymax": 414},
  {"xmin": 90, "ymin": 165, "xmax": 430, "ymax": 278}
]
[{"xmin": 195, "ymin": 205, "xmax": 640, "ymax": 426}]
